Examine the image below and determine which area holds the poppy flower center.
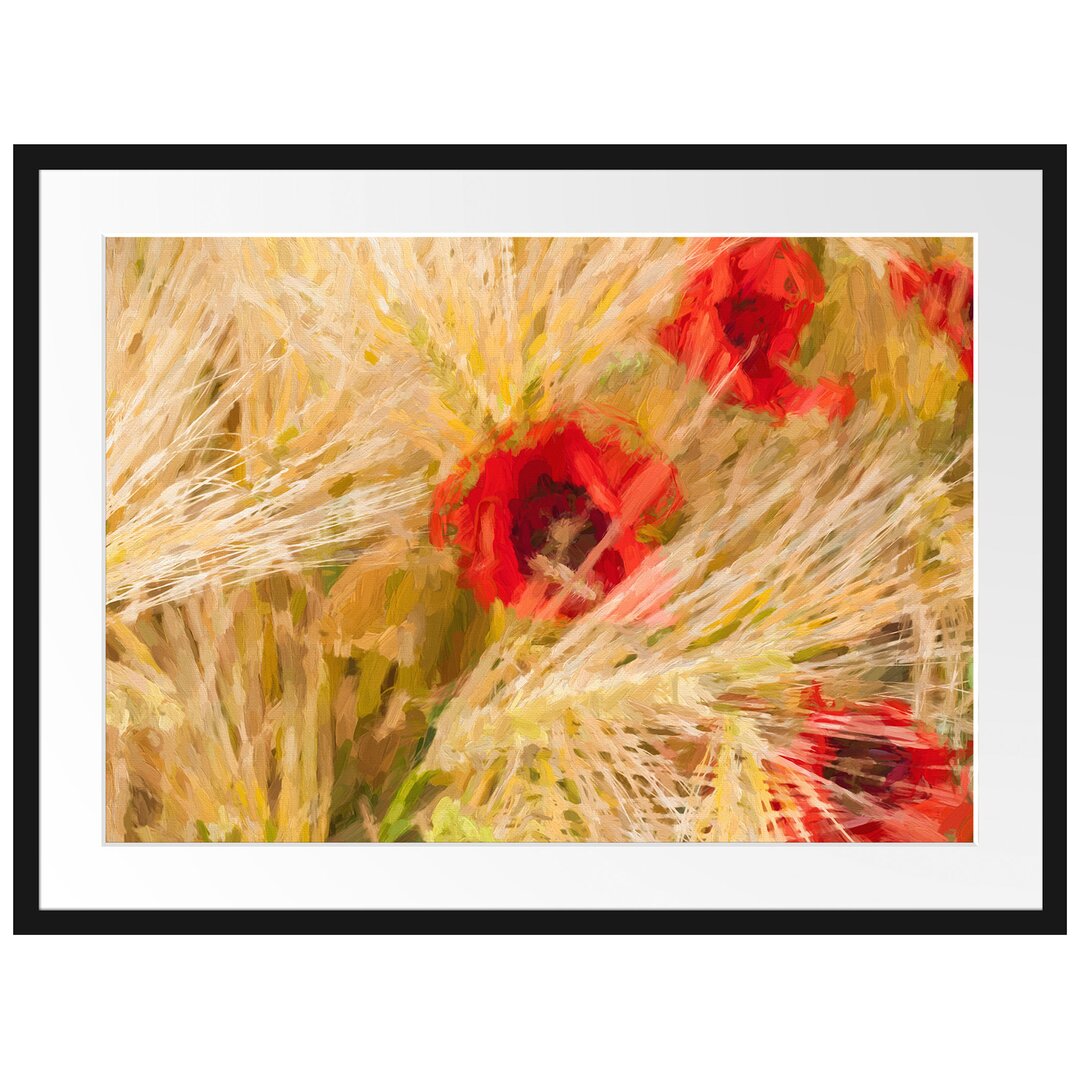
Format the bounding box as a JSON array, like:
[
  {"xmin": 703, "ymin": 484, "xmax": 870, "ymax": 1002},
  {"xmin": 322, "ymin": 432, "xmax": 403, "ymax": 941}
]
[
  {"xmin": 509, "ymin": 473, "xmax": 612, "ymax": 578},
  {"xmin": 824, "ymin": 739, "xmax": 913, "ymax": 798},
  {"xmin": 715, "ymin": 292, "xmax": 788, "ymax": 371}
]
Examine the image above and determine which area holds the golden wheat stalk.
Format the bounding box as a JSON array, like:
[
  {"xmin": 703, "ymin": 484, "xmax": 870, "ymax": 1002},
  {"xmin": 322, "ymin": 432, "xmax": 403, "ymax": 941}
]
[{"xmin": 105, "ymin": 235, "xmax": 972, "ymax": 843}]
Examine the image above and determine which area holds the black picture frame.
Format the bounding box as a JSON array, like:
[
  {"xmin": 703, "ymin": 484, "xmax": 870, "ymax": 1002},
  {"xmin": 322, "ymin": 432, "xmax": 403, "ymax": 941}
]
[{"xmin": 13, "ymin": 144, "xmax": 1067, "ymax": 934}]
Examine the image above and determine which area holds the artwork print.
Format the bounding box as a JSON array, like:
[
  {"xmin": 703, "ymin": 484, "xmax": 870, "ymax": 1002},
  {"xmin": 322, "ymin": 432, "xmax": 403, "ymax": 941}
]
[{"xmin": 105, "ymin": 237, "xmax": 974, "ymax": 842}]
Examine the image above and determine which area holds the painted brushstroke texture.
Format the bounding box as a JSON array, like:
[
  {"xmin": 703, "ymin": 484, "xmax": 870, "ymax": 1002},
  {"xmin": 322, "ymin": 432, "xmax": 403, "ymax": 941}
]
[{"xmin": 105, "ymin": 237, "xmax": 973, "ymax": 842}]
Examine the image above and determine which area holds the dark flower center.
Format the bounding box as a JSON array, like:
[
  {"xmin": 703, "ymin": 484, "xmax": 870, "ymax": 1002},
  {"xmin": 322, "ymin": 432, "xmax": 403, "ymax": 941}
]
[
  {"xmin": 824, "ymin": 738, "xmax": 912, "ymax": 798},
  {"xmin": 509, "ymin": 473, "xmax": 611, "ymax": 578},
  {"xmin": 715, "ymin": 292, "xmax": 788, "ymax": 371}
]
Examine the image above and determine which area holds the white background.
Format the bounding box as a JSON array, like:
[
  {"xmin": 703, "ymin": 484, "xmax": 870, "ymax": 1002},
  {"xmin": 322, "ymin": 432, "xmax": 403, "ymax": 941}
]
[{"xmin": 2, "ymin": 2, "xmax": 1075, "ymax": 1079}]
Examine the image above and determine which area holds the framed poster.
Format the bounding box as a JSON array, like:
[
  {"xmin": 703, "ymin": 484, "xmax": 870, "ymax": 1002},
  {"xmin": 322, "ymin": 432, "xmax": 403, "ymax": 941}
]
[{"xmin": 14, "ymin": 145, "xmax": 1065, "ymax": 932}]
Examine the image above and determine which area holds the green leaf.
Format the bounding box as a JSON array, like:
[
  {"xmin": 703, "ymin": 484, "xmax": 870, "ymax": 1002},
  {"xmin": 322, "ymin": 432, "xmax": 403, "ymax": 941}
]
[
  {"xmin": 791, "ymin": 642, "xmax": 850, "ymax": 664},
  {"xmin": 378, "ymin": 768, "xmax": 436, "ymax": 843},
  {"xmin": 429, "ymin": 798, "xmax": 495, "ymax": 842}
]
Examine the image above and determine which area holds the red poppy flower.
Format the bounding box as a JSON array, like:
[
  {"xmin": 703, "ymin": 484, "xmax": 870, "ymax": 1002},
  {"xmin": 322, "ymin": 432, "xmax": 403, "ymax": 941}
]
[
  {"xmin": 658, "ymin": 238, "xmax": 854, "ymax": 420},
  {"xmin": 773, "ymin": 685, "xmax": 972, "ymax": 842},
  {"xmin": 431, "ymin": 413, "xmax": 683, "ymax": 619},
  {"xmin": 889, "ymin": 257, "xmax": 974, "ymax": 380}
]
